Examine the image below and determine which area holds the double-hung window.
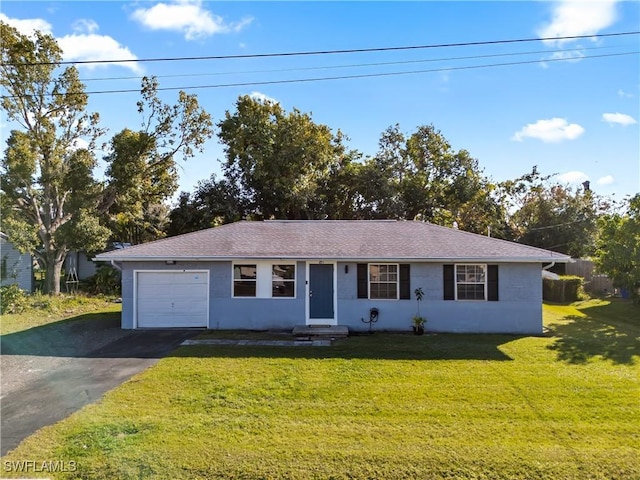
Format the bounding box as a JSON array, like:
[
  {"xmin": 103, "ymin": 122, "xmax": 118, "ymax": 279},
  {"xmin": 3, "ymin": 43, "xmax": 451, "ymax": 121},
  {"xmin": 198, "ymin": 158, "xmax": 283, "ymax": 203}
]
[
  {"xmin": 455, "ymin": 264, "xmax": 486, "ymax": 300},
  {"xmin": 233, "ymin": 262, "xmax": 296, "ymax": 298},
  {"xmin": 369, "ymin": 264, "xmax": 399, "ymax": 300},
  {"xmin": 272, "ymin": 264, "xmax": 295, "ymax": 297},
  {"xmin": 233, "ymin": 264, "xmax": 257, "ymax": 297}
]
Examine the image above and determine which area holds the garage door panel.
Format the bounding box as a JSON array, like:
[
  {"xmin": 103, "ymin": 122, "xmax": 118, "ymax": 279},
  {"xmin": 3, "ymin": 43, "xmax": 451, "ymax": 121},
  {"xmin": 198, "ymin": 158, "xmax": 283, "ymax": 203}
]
[
  {"xmin": 172, "ymin": 273, "xmax": 207, "ymax": 285},
  {"xmin": 136, "ymin": 271, "xmax": 209, "ymax": 328}
]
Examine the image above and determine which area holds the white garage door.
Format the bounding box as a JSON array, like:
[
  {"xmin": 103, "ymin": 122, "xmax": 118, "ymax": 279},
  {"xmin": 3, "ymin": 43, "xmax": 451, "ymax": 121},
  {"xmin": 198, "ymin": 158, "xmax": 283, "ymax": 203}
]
[{"xmin": 136, "ymin": 271, "xmax": 209, "ymax": 328}]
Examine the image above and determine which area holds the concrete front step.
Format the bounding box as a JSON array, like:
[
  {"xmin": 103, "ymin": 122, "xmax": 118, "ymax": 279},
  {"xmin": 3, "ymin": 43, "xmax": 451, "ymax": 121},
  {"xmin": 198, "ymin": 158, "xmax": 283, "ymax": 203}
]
[{"xmin": 292, "ymin": 325, "xmax": 349, "ymax": 339}]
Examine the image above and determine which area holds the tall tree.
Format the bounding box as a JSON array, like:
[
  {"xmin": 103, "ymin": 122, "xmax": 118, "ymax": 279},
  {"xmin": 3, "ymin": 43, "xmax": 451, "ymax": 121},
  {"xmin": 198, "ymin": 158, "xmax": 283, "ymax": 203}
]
[
  {"xmin": 365, "ymin": 124, "xmax": 506, "ymax": 232},
  {"xmin": 218, "ymin": 95, "xmax": 346, "ymax": 219},
  {"xmin": 507, "ymin": 174, "xmax": 604, "ymax": 257},
  {"xmin": 1, "ymin": 22, "xmax": 109, "ymax": 294},
  {"xmin": 594, "ymin": 194, "xmax": 640, "ymax": 303},
  {"xmin": 101, "ymin": 77, "xmax": 214, "ymax": 244},
  {"xmin": 166, "ymin": 175, "xmax": 246, "ymax": 236}
]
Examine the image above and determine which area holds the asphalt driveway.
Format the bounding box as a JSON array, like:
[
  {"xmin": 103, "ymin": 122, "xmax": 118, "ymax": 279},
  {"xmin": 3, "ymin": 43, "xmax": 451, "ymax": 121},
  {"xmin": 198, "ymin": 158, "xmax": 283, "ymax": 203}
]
[{"xmin": 1, "ymin": 314, "xmax": 197, "ymax": 456}]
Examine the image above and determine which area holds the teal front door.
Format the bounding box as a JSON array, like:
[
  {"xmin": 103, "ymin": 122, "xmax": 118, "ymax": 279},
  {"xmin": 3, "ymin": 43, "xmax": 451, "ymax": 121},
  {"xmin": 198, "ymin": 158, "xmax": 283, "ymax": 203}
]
[{"xmin": 308, "ymin": 264, "xmax": 335, "ymax": 324}]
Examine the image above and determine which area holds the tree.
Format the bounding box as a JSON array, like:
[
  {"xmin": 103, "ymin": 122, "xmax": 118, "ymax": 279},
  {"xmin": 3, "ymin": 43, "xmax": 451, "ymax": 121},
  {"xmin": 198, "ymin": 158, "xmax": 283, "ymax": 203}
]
[
  {"xmin": 101, "ymin": 77, "xmax": 214, "ymax": 244},
  {"xmin": 1, "ymin": 21, "xmax": 109, "ymax": 294},
  {"xmin": 166, "ymin": 175, "xmax": 246, "ymax": 236},
  {"xmin": 363, "ymin": 124, "xmax": 506, "ymax": 232},
  {"xmin": 505, "ymin": 170, "xmax": 604, "ymax": 257},
  {"xmin": 594, "ymin": 194, "xmax": 640, "ymax": 303},
  {"xmin": 218, "ymin": 95, "xmax": 346, "ymax": 219}
]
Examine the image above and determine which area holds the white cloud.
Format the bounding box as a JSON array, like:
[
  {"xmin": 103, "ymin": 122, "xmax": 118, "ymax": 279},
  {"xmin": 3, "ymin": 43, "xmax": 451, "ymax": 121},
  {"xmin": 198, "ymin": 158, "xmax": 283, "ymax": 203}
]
[
  {"xmin": 617, "ymin": 89, "xmax": 634, "ymax": 98},
  {"xmin": 548, "ymin": 49, "xmax": 586, "ymax": 62},
  {"xmin": 58, "ymin": 32, "xmax": 143, "ymax": 74},
  {"xmin": 602, "ymin": 112, "xmax": 637, "ymax": 126},
  {"xmin": 2, "ymin": 14, "xmax": 141, "ymax": 74},
  {"xmin": 72, "ymin": 19, "xmax": 99, "ymax": 34},
  {"xmin": 597, "ymin": 175, "xmax": 615, "ymax": 185},
  {"xmin": 511, "ymin": 118, "xmax": 585, "ymax": 143},
  {"xmin": 558, "ymin": 171, "xmax": 589, "ymax": 184},
  {"xmin": 0, "ymin": 13, "xmax": 52, "ymax": 36},
  {"xmin": 249, "ymin": 91, "xmax": 278, "ymax": 104},
  {"xmin": 538, "ymin": 0, "xmax": 620, "ymax": 45},
  {"xmin": 130, "ymin": 0, "xmax": 253, "ymax": 40}
]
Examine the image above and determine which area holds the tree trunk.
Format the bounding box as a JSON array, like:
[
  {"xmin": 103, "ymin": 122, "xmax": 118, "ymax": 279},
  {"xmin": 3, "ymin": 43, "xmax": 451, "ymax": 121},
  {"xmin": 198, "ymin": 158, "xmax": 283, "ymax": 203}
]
[{"xmin": 43, "ymin": 251, "xmax": 66, "ymax": 295}]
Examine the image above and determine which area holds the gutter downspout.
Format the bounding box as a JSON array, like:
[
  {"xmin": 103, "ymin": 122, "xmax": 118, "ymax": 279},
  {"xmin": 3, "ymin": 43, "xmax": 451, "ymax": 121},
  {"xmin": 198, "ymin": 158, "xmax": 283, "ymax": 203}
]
[
  {"xmin": 110, "ymin": 260, "xmax": 122, "ymax": 272},
  {"xmin": 543, "ymin": 261, "xmax": 555, "ymax": 271}
]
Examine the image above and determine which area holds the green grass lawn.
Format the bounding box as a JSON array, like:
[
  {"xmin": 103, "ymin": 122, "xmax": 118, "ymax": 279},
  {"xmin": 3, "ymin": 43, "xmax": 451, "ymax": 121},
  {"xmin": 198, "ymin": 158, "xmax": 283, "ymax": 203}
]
[
  {"xmin": 0, "ymin": 293, "xmax": 121, "ymax": 335},
  {"xmin": 2, "ymin": 299, "xmax": 638, "ymax": 479}
]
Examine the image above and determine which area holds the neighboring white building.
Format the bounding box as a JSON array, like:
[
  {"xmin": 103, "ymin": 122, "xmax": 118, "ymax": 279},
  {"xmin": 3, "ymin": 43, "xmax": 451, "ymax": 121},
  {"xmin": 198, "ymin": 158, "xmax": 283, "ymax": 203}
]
[{"xmin": 0, "ymin": 232, "xmax": 33, "ymax": 292}]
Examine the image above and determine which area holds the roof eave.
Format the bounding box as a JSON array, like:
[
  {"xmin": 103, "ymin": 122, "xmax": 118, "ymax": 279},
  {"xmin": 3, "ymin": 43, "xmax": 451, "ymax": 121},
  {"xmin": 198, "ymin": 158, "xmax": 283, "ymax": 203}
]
[{"xmin": 93, "ymin": 255, "xmax": 571, "ymax": 263}]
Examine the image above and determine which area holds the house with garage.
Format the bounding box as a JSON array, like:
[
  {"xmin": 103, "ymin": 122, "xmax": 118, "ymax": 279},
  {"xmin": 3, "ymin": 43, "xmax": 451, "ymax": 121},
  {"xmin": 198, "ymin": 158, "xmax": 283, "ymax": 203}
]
[{"xmin": 94, "ymin": 220, "xmax": 570, "ymax": 334}]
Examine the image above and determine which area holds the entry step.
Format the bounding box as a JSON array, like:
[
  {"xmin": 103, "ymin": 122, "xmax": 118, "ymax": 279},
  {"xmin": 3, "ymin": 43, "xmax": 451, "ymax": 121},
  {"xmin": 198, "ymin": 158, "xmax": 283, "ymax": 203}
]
[{"xmin": 292, "ymin": 325, "xmax": 349, "ymax": 339}]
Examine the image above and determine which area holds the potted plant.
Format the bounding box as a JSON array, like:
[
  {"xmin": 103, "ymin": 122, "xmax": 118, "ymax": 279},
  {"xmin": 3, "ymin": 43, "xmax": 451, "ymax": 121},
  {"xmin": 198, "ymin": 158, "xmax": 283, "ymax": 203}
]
[{"xmin": 412, "ymin": 287, "xmax": 426, "ymax": 335}]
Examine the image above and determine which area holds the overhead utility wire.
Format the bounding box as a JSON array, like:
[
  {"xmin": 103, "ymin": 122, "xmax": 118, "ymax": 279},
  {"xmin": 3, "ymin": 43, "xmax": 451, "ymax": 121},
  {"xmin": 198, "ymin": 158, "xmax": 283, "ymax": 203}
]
[
  {"xmin": 31, "ymin": 50, "xmax": 636, "ymax": 98},
  {"xmin": 7, "ymin": 31, "xmax": 639, "ymax": 67},
  {"xmin": 79, "ymin": 44, "xmax": 617, "ymax": 83}
]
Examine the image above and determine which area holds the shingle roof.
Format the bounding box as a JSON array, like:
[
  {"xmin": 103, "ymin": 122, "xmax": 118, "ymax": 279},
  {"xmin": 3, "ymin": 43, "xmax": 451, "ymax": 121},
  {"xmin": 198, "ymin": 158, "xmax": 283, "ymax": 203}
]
[{"xmin": 95, "ymin": 220, "xmax": 570, "ymax": 263}]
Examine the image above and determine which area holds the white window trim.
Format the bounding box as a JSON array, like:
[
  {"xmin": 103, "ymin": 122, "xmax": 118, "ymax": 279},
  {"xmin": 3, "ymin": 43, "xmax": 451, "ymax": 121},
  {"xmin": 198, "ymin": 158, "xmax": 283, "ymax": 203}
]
[
  {"xmin": 232, "ymin": 261, "xmax": 297, "ymax": 299},
  {"xmin": 368, "ymin": 263, "xmax": 400, "ymax": 300},
  {"xmin": 271, "ymin": 263, "xmax": 297, "ymax": 298},
  {"xmin": 455, "ymin": 263, "xmax": 488, "ymax": 301},
  {"xmin": 232, "ymin": 263, "xmax": 258, "ymax": 298},
  {"xmin": 305, "ymin": 261, "xmax": 338, "ymax": 325}
]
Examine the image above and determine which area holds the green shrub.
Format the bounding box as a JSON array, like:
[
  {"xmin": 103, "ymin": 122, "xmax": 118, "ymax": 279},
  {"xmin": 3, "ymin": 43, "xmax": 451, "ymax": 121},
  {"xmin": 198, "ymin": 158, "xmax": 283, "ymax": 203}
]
[
  {"xmin": 83, "ymin": 266, "xmax": 121, "ymax": 295},
  {"xmin": 543, "ymin": 275, "xmax": 587, "ymax": 302},
  {"xmin": 0, "ymin": 283, "xmax": 29, "ymax": 314}
]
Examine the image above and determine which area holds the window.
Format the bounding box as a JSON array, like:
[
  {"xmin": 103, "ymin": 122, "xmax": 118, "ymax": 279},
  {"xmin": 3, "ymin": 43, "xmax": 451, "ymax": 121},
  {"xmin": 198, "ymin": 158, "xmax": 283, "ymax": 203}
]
[
  {"xmin": 455, "ymin": 264, "xmax": 486, "ymax": 300},
  {"xmin": 272, "ymin": 264, "xmax": 295, "ymax": 297},
  {"xmin": 369, "ymin": 264, "xmax": 399, "ymax": 299},
  {"xmin": 233, "ymin": 264, "xmax": 257, "ymax": 297},
  {"xmin": 233, "ymin": 262, "xmax": 296, "ymax": 298}
]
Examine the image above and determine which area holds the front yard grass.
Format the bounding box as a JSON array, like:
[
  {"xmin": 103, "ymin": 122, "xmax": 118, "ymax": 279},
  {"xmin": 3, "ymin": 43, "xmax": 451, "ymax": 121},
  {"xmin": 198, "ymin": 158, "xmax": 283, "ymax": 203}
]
[
  {"xmin": 2, "ymin": 299, "xmax": 638, "ymax": 479},
  {"xmin": 0, "ymin": 293, "xmax": 121, "ymax": 335}
]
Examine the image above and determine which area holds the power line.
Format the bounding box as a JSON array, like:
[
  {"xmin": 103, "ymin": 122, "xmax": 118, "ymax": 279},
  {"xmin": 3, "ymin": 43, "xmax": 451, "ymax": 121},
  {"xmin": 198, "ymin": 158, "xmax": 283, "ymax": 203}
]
[
  {"xmin": 23, "ymin": 50, "xmax": 637, "ymax": 98},
  {"xmin": 4, "ymin": 31, "xmax": 639, "ymax": 67},
  {"xmin": 78, "ymin": 44, "xmax": 619, "ymax": 83}
]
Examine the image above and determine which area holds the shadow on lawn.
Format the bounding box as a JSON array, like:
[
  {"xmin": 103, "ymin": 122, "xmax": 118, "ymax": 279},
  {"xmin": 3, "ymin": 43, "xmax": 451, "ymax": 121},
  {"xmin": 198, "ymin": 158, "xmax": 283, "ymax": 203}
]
[
  {"xmin": 171, "ymin": 333, "xmax": 520, "ymax": 361},
  {"xmin": 546, "ymin": 301, "xmax": 640, "ymax": 365},
  {"xmin": 0, "ymin": 312, "xmax": 196, "ymax": 359}
]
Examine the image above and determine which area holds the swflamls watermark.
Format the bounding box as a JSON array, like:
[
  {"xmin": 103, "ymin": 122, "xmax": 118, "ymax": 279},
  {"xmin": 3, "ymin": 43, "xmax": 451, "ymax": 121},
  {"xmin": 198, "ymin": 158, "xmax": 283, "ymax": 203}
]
[{"xmin": 3, "ymin": 460, "xmax": 77, "ymax": 473}]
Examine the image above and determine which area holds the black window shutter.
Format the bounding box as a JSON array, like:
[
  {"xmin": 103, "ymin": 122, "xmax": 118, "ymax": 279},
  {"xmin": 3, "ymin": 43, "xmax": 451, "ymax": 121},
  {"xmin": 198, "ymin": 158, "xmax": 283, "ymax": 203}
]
[
  {"xmin": 487, "ymin": 265, "xmax": 499, "ymax": 301},
  {"xmin": 357, "ymin": 264, "xmax": 368, "ymax": 298},
  {"xmin": 399, "ymin": 264, "xmax": 411, "ymax": 299},
  {"xmin": 443, "ymin": 264, "xmax": 455, "ymax": 300}
]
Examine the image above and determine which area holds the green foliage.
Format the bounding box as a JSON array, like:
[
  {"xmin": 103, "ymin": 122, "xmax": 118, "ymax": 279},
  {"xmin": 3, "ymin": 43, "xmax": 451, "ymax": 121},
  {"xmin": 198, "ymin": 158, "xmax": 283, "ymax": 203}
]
[
  {"xmin": 1, "ymin": 21, "xmax": 105, "ymax": 294},
  {"xmin": 83, "ymin": 265, "xmax": 121, "ymax": 295},
  {"xmin": 413, "ymin": 287, "xmax": 426, "ymax": 323},
  {"xmin": 0, "ymin": 283, "xmax": 28, "ymax": 314},
  {"xmin": 504, "ymin": 169, "xmax": 605, "ymax": 257},
  {"xmin": 102, "ymin": 77, "xmax": 214, "ymax": 244},
  {"xmin": 218, "ymin": 94, "xmax": 346, "ymax": 219},
  {"xmin": 167, "ymin": 176, "xmax": 247, "ymax": 236},
  {"xmin": 594, "ymin": 194, "xmax": 640, "ymax": 303},
  {"xmin": 543, "ymin": 275, "xmax": 586, "ymax": 303}
]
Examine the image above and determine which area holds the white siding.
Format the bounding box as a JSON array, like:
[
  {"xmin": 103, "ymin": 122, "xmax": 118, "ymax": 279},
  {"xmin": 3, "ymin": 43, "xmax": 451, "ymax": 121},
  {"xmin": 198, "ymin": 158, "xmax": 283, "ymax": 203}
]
[{"xmin": 0, "ymin": 238, "xmax": 33, "ymax": 292}]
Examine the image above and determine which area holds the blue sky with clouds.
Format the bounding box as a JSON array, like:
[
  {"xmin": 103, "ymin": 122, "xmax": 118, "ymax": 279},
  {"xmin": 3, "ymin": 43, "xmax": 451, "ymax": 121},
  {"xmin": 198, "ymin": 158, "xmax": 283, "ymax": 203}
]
[{"xmin": 2, "ymin": 1, "xmax": 639, "ymax": 202}]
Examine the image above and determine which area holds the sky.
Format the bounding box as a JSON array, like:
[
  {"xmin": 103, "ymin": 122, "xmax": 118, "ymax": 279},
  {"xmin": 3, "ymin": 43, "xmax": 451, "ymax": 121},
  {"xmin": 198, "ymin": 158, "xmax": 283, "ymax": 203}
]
[{"xmin": 1, "ymin": 0, "xmax": 639, "ymax": 204}]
